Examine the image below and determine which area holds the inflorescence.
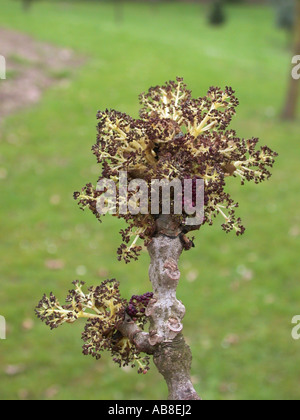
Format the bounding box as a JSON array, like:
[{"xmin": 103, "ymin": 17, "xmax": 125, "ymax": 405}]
[
  {"xmin": 74, "ymin": 78, "xmax": 277, "ymax": 262},
  {"xmin": 35, "ymin": 280, "xmax": 152, "ymax": 374},
  {"xmin": 126, "ymin": 292, "xmax": 153, "ymax": 328}
]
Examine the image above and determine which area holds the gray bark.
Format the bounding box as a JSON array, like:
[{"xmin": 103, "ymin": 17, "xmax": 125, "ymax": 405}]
[
  {"xmin": 119, "ymin": 215, "xmax": 201, "ymax": 400},
  {"xmin": 118, "ymin": 312, "xmax": 155, "ymax": 355},
  {"xmin": 146, "ymin": 216, "xmax": 201, "ymax": 400}
]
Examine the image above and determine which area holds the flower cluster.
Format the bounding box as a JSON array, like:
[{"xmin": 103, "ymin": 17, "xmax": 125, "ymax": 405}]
[
  {"xmin": 75, "ymin": 78, "xmax": 277, "ymax": 262},
  {"xmin": 35, "ymin": 279, "xmax": 150, "ymax": 373},
  {"xmin": 126, "ymin": 292, "xmax": 153, "ymax": 327}
]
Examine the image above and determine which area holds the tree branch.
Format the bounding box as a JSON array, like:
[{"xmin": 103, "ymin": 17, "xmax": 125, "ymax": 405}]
[
  {"xmin": 146, "ymin": 215, "xmax": 201, "ymax": 400},
  {"xmin": 118, "ymin": 312, "xmax": 155, "ymax": 355}
]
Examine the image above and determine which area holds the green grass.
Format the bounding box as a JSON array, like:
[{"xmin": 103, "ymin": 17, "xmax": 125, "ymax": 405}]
[{"xmin": 0, "ymin": 0, "xmax": 299, "ymax": 400}]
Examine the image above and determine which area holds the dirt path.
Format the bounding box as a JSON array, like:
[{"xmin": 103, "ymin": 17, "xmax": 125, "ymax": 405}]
[{"xmin": 0, "ymin": 28, "xmax": 85, "ymax": 123}]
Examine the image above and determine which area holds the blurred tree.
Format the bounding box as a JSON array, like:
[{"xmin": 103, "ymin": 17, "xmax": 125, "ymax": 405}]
[
  {"xmin": 273, "ymin": 0, "xmax": 295, "ymax": 33},
  {"xmin": 209, "ymin": 0, "xmax": 226, "ymax": 26},
  {"xmin": 114, "ymin": 0, "xmax": 124, "ymax": 24},
  {"xmin": 150, "ymin": 0, "xmax": 159, "ymax": 15},
  {"xmin": 22, "ymin": 0, "xmax": 33, "ymax": 11},
  {"xmin": 281, "ymin": 0, "xmax": 300, "ymax": 120}
]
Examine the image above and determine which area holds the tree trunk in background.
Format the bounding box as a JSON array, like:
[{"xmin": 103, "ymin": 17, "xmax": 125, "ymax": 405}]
[
  {"xmin": 281, "ymin": 0, "xmax": 300, "ymax": 120},
  {"xmin": 22, "ymin": 0, "xmax": 33, "ymax": 12},
  {"xmin": 150, "ymin": 0, "xmax": 159, "ymax": 15},
  {"xmin": 114, "ymin": 0, "xmax": 124, "ymax": 24}
]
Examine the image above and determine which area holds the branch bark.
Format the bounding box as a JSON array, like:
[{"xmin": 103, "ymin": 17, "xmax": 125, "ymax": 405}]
[
  {"xmin": 118, "ymin": 312, "xmax": 155, "ymax": 355},
  {"xmin": 145, "ymin": 215, "xmax": 201, "ymax": 400},
  {"xmin": 119, "ymin": 215, "xmax": 200, "ymax": 400}
]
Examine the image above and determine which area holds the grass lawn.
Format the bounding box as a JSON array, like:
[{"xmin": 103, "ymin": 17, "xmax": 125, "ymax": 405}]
[{"xmin": 0, "ymin": 0, "xmax": 299, "ymax": 400}]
